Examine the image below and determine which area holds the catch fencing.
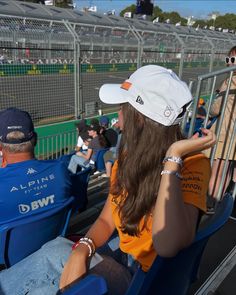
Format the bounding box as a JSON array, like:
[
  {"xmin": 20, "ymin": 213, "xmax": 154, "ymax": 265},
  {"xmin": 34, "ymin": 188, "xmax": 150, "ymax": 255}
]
[{"xmin": 0, "ymin": 0, "xmax": 235, "ymax": 126}]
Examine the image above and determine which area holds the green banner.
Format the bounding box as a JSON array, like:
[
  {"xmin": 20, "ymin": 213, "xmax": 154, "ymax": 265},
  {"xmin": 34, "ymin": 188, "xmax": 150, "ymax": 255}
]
[{"xmin": 0, "ymin": 61, "xmax": 215, "ymax": 77}]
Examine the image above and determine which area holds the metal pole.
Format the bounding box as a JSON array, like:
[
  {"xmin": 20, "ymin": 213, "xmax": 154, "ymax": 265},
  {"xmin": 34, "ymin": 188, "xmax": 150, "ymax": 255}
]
[
  {"xmin": 129, "ymin": 25, "xmax": 143, "ymax": 69},
  {"xmin": 63, "ymin": 20, "xmax": 81, "ymax": 119},
  {"xmin": 173, "ymin": 32, "xmax": 185, "ymax": 79}
]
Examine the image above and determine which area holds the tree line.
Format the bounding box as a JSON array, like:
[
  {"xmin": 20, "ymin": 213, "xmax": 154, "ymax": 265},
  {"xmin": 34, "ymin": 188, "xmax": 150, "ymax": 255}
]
[
  {"xmin": 120, "ymin": 4, "xmax": 236, "ymax": 31},
  {"xmin": 18, "ymin": 0, "xmax": 73, "ymax": 9},
  {"xmin": 18, "ymin": 1, "xmax": 236, "ymax": 31}
]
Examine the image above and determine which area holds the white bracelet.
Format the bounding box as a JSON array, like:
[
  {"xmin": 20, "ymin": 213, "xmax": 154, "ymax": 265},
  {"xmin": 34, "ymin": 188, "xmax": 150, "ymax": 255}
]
[
  {"xmin": 79, "ymin": 241, "xmax": 93, "ymax": 257},
  {"xmin": 161, "ymin": 170, "xmax": 183, "ymax": 180},
  {"xmin": 72, "ymin": 237, "xmax": 96, "ymax": 257},
  {"xmin": 163, "ymin": 156, "xmax": 183, "ymax": 167},
  {"xmin": 72, "ymin": 240, "xmax": 93, "ymax": 257},
  {"xmin": 80, "ymin": 237, "xmax": 96, "ymax": 254}
]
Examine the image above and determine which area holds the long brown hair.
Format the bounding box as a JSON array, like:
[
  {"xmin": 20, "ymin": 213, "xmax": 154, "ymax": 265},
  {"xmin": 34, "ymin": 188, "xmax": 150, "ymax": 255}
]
[{"xmin": 110, "ymin": 103, "xmax": 185, "ymax": 236}]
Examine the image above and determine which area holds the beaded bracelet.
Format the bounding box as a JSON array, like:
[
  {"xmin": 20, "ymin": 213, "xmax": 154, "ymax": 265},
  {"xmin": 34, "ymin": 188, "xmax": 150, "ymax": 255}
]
[
  {"xmin": 161, "ymin": 170, "xmax": 183, "ymax": 180},
  {"xmin": 80, "ymin": 237, "xmax": 96, "ymax": 254},
  {"xmin": 163, "ymin": 156, "xmax": 183, "ymax": 167},
  {"xmin": 72, "ymin": 237, "xmax": 96, "ymax": 257}
]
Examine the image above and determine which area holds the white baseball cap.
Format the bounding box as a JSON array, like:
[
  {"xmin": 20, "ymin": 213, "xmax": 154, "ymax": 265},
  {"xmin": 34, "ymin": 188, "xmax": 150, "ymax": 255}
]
[{"xmin": 99, "ymin": 65, "xmax": 192, "ymax": 126}]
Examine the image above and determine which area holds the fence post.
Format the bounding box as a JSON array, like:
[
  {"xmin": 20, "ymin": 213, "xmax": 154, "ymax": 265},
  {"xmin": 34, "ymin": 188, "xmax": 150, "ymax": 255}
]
[
  {"xmin": 129, "ymin": 25, "xmax": 144, "ymax": 69},
  {"xmin": 205, "ymin": 36, "xmax": 215, "ymax": 94},
  {"xmin": 174, "ymin": 32, "xmax": 185, "ymax": 79},
  {"xmin": 63, "ymin": 20, "xmax": 81, "ymax": 119}
]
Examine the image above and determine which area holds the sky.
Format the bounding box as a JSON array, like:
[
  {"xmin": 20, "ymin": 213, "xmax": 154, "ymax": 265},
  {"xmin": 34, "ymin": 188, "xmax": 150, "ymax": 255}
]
[{"xmin": 74, "ymin": 0, "xmax": 236, "ymax": 20}]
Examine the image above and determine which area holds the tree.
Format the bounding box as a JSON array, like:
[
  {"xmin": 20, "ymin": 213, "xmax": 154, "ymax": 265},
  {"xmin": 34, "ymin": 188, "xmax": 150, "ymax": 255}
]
[
  {"xmin": 18, "ymin": 0, "xmax": 73, "ymax": 8},
  {"xmin": 152, "ymin": 6, "xmax": 163, "ymax": 21},
  {"xmin": 120, "ymin": 4, "xmax": 136, "ymax": 17},
  {"xmin": 161, "ymin": 11, "xmax": 187, "ymax": 25},
  {"xmin": 193, "ymin": 19, "xmax": 207, "ymax": 29},
  {"xmin": 215, "ymin": 14, "xmax": 236, "ymax": 30},
  {"xmin": 54, "ymin": 0, "xmax": 73, "ymax": 8}
]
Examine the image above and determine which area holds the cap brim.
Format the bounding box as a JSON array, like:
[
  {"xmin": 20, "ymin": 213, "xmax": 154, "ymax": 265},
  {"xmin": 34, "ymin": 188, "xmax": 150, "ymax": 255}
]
[{"xmin": 99, "ymin": 84, "xmax": 128, "ymax": 104}]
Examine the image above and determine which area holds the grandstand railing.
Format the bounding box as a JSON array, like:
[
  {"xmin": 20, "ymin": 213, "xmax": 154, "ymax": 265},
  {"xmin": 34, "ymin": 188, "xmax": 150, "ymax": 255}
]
[
  {"xmin": 186, "ymin": 65, "xmax": 236, "ymax": 202},
  {"xmin": 36, "ymin": 130, "xmax": 76, "ymax": 160}
]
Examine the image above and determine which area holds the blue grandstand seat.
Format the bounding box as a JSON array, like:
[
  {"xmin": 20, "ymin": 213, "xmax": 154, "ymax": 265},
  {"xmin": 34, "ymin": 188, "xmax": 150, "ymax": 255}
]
[
  {"xmin": 71, "ymin": 166, "xmax": 92, "ymax": 212},
  {"xmin": 58, "ymin": 275, "xmax": 107, "ymax": 295},
  {"xmin": 59, "ymin": 153, "xmax": 76, "ymax": 168},
  {"xmin": 94, "ymin": 148, "xmax": 110, "ymax": 172},
  {"xmin": 124, "ymin": 192, "xmax": 234, "ymax": 295},
  {"xmin": 60, "ymin": 193, "xmax": 234, "ymax": 295},
  {"xmin": 0, "ymin": 197, "xmax": 74, "ymax": 268}
]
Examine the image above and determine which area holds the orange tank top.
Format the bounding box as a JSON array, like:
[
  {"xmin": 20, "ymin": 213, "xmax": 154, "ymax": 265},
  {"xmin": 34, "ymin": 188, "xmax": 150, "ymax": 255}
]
[{"xmin": 109, "ymin": 153, "xmax": 210, "ymax": 271}]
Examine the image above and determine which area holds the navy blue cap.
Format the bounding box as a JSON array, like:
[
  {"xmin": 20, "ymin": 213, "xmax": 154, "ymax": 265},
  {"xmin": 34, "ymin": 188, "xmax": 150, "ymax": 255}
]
[
  {"xmin": 99, "ymin": 116, "xmax": 109, "ymax": 126},
  {"xmin": 0, "ymin": 107, "xmax": 35, "ymax": 144}
]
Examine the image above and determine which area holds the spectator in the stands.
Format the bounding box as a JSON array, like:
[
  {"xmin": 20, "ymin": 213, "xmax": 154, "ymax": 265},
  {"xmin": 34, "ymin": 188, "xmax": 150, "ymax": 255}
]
[
  {"xmin": 196, "ymin": 98, "xmax": 207, "ymax": 120},
  {"xmin": 99, "ymin": 116, "xmax": 118, "ymax": 148},
  {"xmin": 184, "ymin": 98, "xmax": 207, "ymax": 136},
  {"xmin": 102, "ymin": 118, "xmax": 122, "ymax": 178},
  {"xmin": 68, "ymin": 122, "xmax": 107, "ymax": 173},
  {"xmin": 0, "ymin": 107, "xmax": 71, "ymax": 225},
  {"xmin": 74, "ymin": 119, "xmax": 90, "ymax": 152},
  {"xmin": 208, "ymin": 45, "xmax": 236, "ymax": 200},
  {"xmin": 110, "ymin": 117, "xmax": 120, "ymax": 133}
]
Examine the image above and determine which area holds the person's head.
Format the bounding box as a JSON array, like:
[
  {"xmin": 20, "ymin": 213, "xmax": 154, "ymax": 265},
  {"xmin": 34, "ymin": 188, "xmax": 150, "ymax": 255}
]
[
  {"xmin": 0, "ymin": 107, "xmax": 36, "ymax": 157},
  {"xmin": 99, "ymin": 116, "xmax": 109, "ymax": 128},
  {"xmin": 225, "ymin": 46, "xmax": 236, "ymax": 67},
  {"xmin": 75, "ymin": 119, "xmax": 88, "ymax": 132},
  {"xmin": 111, "ymin": 117, "xmax": 121, "ymax": 130},
  {"xmin": 99, "ymin": 65, "xmax": 192, "ymax": 236},
  {"xmin": 88, "ymin": 123, "xmax": 107, "ymax": 147},
  {"xmin": 198, "ymin": 98, "xmax": 205, "ymax": 106},
  {"xmin": 84, "ymin": 138, "xmax": 92, "ymax": 147},
  {"xmin": 88, "ymin": 123, "xmax": 101, "ymax": 137}
]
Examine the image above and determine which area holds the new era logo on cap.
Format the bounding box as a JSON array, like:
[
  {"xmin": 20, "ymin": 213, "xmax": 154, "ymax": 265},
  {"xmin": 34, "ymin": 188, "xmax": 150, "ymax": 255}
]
[{"xmin": 136, "ymin": 96, "xmax": 144, "ymax": 105}]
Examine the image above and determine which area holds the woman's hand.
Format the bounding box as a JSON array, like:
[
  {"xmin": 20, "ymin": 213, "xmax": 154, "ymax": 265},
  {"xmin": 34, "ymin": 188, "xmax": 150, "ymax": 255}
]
[
  {"xmin": 59, "ymin": 250, "xmax": 87, "ymax": 291},
  {"xmin": 166, "ymin": 128, "xmax": 216, "ymax": 158}
]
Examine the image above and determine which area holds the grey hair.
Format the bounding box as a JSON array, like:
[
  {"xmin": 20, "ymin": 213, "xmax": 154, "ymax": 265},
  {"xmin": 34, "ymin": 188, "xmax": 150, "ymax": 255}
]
[{"xmin": 0, "ymin": 131, "xmax": 36, "ymax": 153}]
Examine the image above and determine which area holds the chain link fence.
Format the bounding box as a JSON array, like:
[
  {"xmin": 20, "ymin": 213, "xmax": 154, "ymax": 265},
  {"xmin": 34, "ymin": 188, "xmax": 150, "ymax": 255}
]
[{"xmin": 0, "ymin": 0, "xmax": 236, "ymax": 126}]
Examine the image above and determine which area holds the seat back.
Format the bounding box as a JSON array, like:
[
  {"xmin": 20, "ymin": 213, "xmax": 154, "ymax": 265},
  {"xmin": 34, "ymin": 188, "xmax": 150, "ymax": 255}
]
[
  {"xmin": 0, "ymin": 197, "xmax": 74, "ymax": 268},
  {"xmin": 71, "ymin": 166, "xmax": 92, "ymax": 212},
  {"xmin": 57, "ymin": 275, "xmax": 108, "ymax": 295},
  {"xmin": 125, "ymin": 193, "xmax": 234, "ymax": 295},
  {"xmin": 58, "ymin": 153, "xmax": 75, "ymax": 168},
  {"xmin": 95, "ymin": 148, "xmax": 109, "ymax": 172}
]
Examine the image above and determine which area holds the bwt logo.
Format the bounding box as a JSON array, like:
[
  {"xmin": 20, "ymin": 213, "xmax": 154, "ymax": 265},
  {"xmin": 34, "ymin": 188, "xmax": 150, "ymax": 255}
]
[{"xmin": 19, "ymin": 195, "xmax": 55, "ymax": 214}]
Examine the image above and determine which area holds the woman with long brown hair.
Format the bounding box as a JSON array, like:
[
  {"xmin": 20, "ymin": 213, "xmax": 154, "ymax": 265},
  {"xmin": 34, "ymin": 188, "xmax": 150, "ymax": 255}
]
[{"xmin": 60, "ymin": 65, "xmax": 216, "ymax": 293}]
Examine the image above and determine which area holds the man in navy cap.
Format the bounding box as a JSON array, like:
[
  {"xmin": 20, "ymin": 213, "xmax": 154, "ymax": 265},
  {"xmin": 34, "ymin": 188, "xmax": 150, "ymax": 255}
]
[
  {"xmin": 99, "ymin": 115, "xmax": 118, "ymax": 148},
  {"xmin": 0, "ymin": 107, "xmax": 71, "ymax": 224}
]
